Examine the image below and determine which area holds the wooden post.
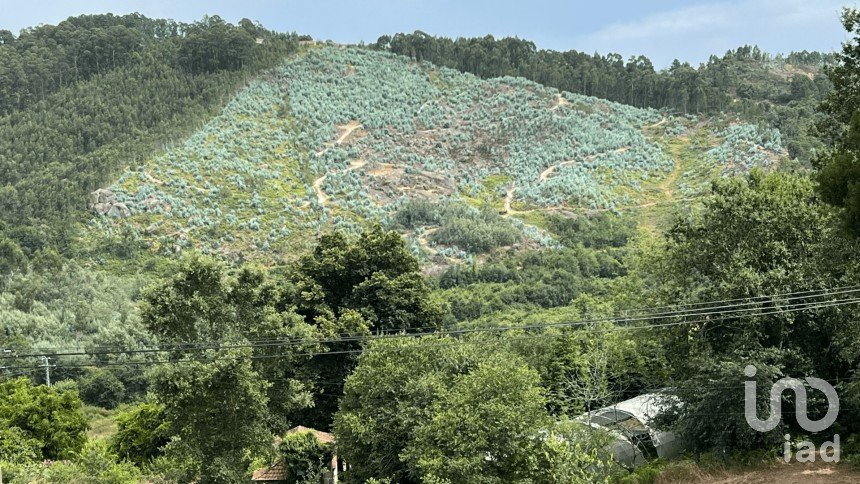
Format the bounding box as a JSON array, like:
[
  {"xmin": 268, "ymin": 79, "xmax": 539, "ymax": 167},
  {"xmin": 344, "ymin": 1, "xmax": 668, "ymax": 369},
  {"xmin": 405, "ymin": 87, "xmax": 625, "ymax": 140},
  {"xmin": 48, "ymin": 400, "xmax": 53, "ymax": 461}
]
[{"xmin": 331, "ymin": 453, "xmax": 338, "ymax": 484}]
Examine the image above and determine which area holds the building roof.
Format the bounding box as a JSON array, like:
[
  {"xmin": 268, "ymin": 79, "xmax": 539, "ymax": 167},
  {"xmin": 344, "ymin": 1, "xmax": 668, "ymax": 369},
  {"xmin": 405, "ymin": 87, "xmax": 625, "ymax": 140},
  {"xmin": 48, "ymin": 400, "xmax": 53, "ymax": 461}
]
[
  {"xmin": 251, "ymin": 460, "xmax": 289, "ymax": 482},
  {"xmin": 286, "ymin": 425, "xmax": 336, "ymax": 445},
  {"xmin": 252, "ymin": 426, "xmax": 336, "ymax": 481}
]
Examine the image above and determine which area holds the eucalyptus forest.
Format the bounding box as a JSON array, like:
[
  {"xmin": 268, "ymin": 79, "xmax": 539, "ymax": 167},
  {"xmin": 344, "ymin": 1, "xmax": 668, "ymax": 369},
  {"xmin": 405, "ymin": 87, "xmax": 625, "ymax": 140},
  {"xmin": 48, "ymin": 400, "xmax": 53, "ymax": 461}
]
[{"xmin": 1, "ymin": 7, "xmax": 860, "ymax": 484}]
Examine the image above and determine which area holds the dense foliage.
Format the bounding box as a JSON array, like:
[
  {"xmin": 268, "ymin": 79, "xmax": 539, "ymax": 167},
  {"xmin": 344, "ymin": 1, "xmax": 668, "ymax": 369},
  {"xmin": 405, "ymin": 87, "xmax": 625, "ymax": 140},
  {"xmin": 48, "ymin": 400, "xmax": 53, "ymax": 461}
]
[
  {"xmin": 0, "ymin": 378, "xmax": 88, "ymax": 460},
  {"xmin": 5, "ymin": 8, "xmax": 860, "ymax": 484},
  {"xmin": 0, "ymin": 14, "xmax": 299, "ymax": 253}
]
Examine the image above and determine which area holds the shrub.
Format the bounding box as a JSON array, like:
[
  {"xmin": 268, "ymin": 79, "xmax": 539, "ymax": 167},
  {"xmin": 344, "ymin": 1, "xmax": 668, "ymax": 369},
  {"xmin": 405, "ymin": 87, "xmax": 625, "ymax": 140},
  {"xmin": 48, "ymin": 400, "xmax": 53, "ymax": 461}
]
[
  {"xmin": 111, "ymin": 402, "xmax": 172, "ymax": 465},
  {"xmin": 78, "ymin": 369, "xmax": 127, "ymax": 409},
  {"xmin": 279, "ymin": 430, "xmax": 333, "ymax": 484}
]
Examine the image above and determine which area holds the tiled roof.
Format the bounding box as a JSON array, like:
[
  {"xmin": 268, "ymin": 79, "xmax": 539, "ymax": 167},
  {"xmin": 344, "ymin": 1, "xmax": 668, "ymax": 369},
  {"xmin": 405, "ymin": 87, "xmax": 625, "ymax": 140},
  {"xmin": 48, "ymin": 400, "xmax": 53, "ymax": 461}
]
[
  {"xmin": 286, "ymin": 425, "xmax": 336, "ymax": 444},
  {"xmin": 251, "ymin": 460, "xmax": 289, "ymax": 481}
]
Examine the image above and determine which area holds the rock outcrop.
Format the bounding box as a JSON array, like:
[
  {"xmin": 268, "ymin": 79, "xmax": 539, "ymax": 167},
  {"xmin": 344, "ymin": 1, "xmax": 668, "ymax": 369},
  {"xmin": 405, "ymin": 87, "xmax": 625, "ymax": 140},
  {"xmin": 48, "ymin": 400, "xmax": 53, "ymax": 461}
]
[{"xmin": 89, "ymin": 189, "xmax": 130, "ymax": 218}]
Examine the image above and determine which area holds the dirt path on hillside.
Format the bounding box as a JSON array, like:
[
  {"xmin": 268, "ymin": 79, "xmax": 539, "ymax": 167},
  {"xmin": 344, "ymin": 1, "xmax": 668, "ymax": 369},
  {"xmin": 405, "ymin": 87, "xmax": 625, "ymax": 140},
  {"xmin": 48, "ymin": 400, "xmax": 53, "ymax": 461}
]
[
  {"xmin": 311, "ymin": 158, "xmax": 367, "ymax": 206},
  {"xmin": 336, "ymin": 121, "xmax": 362, "ymax": 144},
  {"xmin": 645, "ymin": 116, "xmax": 667, "ymax": 130},
  {"xmin": 539, "ymin": 146, "xmax": 630, "ymax": 181},
  {"xmin": 314, "ymin": 121, "xmax": 364, "ymax": 157},
  {"xmin": 312, "ymin": 173, "xmax": 328, "ymax": 205},
  {"xmin": 550, "ymin": 93, "xmax": 571, "ymax": 111},
  {"xmin": 504, "ymin": 184, "xmax": 516, "ymax": 214},
  {"xmin": 309, "ymin": 122, "xmax": 366, "ymax": 206}
]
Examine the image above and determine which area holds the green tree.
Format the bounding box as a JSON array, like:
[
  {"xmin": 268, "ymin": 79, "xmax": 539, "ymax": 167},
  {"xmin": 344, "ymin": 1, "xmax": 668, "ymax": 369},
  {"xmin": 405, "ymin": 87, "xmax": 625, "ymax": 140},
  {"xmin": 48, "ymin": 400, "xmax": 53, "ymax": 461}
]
[
  {"xmin": 294, "ymin": 225, "xmax": 443, "ymax": 331},
  {"xmin": 141, "ymin": 255, "xmax": 318, "ymax": 433},
  {"xmin": 111, "ymin": 402, "xmax": 172, "ymax": 465},
  {"xmin": 150, "ymin": 355, "xmax": 272, "ymax": 484},
  {"xmin": 817, "ymin": 8, "xmax": 860, "ymax": 233},
  {"xmin": 656, "ymin": 170, "xmax": 855, "ymax": 374},
  {"xmin": 0, "ymin": 237, "xmax": 27, "ymax": 276},
  {"xmin": 402, "ymin": 355, "xmax": 555, "ymax": 483},
  {"xmin": 78, "ymin": 369, "xmax": 126, "ymax": 409},
  {"xmin": 0, "ymin": 377, "xmax": 88, "ymax": 459},
  {"xmin": 279, "ymin": 430, "xmax": 334, "ymax": 484},
  {"xmin": 821, "ymin": 8, "xmax": 860, "ymax": 128},
  {"xmin": 0, "ymin": 426, "xmax": 42, "ymax": 464},
  {"xmin": 140, "ymin": 255, "xmax": 326, "ymax": 480},
  {"xmin": 293, "ymin": 227, "xmax": 444, "ymax": 427},
  {"xmin": 334, "ymin": 336, "xmax": 477, "ymax": 482},
  {"xmin": 656, "ymin": 351, "xmax": 788, "ymax": 454}
]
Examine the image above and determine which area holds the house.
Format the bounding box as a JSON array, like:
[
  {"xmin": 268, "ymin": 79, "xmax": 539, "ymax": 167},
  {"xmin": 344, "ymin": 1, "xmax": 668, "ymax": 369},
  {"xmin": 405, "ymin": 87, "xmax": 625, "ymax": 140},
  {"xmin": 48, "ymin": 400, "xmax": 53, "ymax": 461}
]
[
  {"xmin": 252, "ymin": 426, "xmax": 343, "ymax": 484},
  {"xmin": 577, "ymin": 392, "xmax": 685, "ymax": 468}
]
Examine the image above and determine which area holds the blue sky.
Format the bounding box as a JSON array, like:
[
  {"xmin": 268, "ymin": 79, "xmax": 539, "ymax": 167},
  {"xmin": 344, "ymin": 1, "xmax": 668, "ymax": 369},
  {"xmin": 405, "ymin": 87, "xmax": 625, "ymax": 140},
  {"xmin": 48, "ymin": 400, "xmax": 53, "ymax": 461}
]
[{"xmin": 2, "ymin": 0, "xmax": 853, "ymax": 67}]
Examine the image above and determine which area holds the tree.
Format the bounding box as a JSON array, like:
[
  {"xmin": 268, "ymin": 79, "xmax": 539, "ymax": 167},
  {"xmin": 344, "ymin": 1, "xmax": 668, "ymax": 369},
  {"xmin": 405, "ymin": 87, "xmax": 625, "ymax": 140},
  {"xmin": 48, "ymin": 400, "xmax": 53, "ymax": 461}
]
[
  {"xmin": 0, "ymin": 377, "xmax": 88, "ymax": 460},
  {"xmin": 78, "ymin": 368, "xmax": 126, "ymax": 409},
  {"xmin": 817, "ymin": 8, "xmax": 860, "ymax": 233},
  {"xmin": 150, "ymin": 355, "xmax": 272, "ymax": 484},
  {"xmin": 140, "ymin": 255, "xmax": 329, "ymax": 480},
  {"xmin": 279, "ymin": 430, "xmax": 333, "ymax": 484},
  {"xmin": 293, "ymin": 225, "xmax": 443, "ymax": 331},
  {"xmin": 335, "ymin": 335, "xmax": 610, "ymax": 483},
  {"xmin": 0, "ymin": 426, "xmax": 41, "ymax": 464},
  {"xmin": 656, "ymin": 352, "xmax": 788, "ymax": 454},
  {"xmin": 293, "ymin": 227, "xmax": 444, "ymax": 427},
  {"xmin": 655, "ymin": 170, "xmax": 858, "ymax": 376},
  {"xmin": 334, "ymin": 336, "xmax": 476, "ymax": 482},
  {"xmin": 0, "ymin": 237, "xmax": 27, "ymax": 276},
  {"xmin": 402, "ymin": 355, "xmax": 555, "ymax": 483},
  {"xmin": 111, "ymin": 402, "xmax": 172, "ymax": 465},
  {"xmin": 821, "ymin": 8, "xmax": 860, "ymax": 128},
  {"xmin": 141, "ymin": 255, "xmax": 318, "ymax": 433}
]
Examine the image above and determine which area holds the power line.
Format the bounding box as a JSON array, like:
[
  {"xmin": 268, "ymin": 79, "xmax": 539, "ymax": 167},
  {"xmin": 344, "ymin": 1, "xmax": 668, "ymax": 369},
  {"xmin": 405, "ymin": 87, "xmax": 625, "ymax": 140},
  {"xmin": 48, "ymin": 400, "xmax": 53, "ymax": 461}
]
[
  {"xmin": 2, "ymin": 295, "xmax": 857, "ymax": 372},
  {"xmin": 18, "ymin": 285, "xmax": 857, "ymax": 354},
  {"xmin": 4, "ymin": 285, "xmax": 856, "ymax": 360}
]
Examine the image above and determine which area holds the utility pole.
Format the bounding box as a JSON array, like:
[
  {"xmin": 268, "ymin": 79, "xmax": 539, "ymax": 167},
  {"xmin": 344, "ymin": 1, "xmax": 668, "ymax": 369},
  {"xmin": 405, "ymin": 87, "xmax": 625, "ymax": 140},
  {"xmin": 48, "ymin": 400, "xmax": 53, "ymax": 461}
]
[{"xmin": 42, "ymin": 356, "xmax": 51, "ymax": 387}]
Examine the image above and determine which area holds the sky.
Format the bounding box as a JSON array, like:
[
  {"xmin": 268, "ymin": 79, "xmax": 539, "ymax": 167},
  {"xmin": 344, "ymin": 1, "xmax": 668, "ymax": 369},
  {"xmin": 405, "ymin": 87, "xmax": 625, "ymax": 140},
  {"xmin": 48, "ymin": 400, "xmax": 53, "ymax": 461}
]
[{"xmin": 1, "ymin": 0, "xmax": 854, "ymax": 67}]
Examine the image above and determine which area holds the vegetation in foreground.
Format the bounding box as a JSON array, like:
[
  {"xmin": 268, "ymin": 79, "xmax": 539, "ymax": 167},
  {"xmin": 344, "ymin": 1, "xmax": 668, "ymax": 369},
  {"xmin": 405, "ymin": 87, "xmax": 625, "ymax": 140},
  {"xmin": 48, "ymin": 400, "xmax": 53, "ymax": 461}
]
[{"xmin": 3, "ymin": 6, "xmax": 860, "ymax": 484}]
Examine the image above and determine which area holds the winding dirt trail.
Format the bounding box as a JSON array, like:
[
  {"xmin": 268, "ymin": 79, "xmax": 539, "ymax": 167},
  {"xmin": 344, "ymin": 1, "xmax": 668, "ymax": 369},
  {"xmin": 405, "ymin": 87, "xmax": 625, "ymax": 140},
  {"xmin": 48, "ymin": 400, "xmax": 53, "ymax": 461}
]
[
  {"xmin": 311, "ymin": 158, "xmax": 368, "ymax": 206},
  {"xmin": 309, "ymin": 121, "xmax": 366, "ymax": 206},
  {"xmin": 644, "ymin": 116, "xmax": 667, "ymax": 130},
  {"xmin": 539, "ymin": 146, "xmax": 630, "ymax": 181},
  {"xmin": 312, "ymin": 173, "xmax": 328, "ymax": 205},
  {"xmin": 550, "ymin": 93, "xmax": 571, "ymax": 111},
  {"xmin": 314, "ymin": 121, "xmax": 364, "ymax": 156}
]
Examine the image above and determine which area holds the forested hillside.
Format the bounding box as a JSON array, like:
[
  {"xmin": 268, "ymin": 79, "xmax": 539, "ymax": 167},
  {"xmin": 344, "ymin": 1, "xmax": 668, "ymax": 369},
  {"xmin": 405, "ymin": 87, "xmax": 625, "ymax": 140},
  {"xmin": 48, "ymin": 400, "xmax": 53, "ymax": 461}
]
[
  {"xmin": 375, "ymin": 33, "xmax": 833, "ymax": 161},
  {"xmin": 0, "ymin": 14, "xmax": 299, "ymax": 253},
  {"xmin": 3, "ymin": 8, "xmax": 860, "ymax": 484}
]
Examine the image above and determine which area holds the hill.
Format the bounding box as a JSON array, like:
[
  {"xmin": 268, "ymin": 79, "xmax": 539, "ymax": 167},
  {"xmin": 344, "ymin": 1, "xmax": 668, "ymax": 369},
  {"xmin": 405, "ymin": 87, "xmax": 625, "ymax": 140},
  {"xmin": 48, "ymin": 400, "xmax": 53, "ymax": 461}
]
[
  {"xmin": 0, "ymin": 14, "xmax": 300, "ymax": 254},
  {"xmin": 88, "ymin": 46, "xmax": 785, "ymax": 264},
  {"xmin": 376, "ymin": 34, "xmax": 832, "ymax": 162}
]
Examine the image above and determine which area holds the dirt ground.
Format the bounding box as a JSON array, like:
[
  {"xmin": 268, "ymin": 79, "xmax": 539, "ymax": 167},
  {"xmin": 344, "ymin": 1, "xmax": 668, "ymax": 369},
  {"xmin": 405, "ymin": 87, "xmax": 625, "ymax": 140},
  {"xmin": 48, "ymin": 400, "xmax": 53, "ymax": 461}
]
[{"xmin": 660, "ymin": 459, "xmax": 860, "ymax": 483}]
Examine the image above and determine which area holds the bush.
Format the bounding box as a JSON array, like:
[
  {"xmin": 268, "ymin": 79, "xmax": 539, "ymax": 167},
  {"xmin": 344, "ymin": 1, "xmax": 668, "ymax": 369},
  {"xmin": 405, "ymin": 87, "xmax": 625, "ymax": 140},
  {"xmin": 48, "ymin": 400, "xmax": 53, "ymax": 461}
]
[
  {"xmin": 279, "ymin": 430, "xmax": 333, "ymax": 484},
  {"xmin": 79, "ymin": 369, "xmax": 126, "ymax": 409},
  {"xmin": 0, "ymin": 377, "xmax": 88, "ymax": 460},
  {"xmin": 0, "ymin": 426, "xmax": 42, "ymax": 464},
  {"xmin": 111, "ymin": 402, "xmax": 172, "ymax": 466},
  {"xmin": 9, "ymin": 440, "xmax": 142, "ymax": 483},
  {"xmin": 430, "ymin": 205, "xmax": 521, "ymax": 253}
]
